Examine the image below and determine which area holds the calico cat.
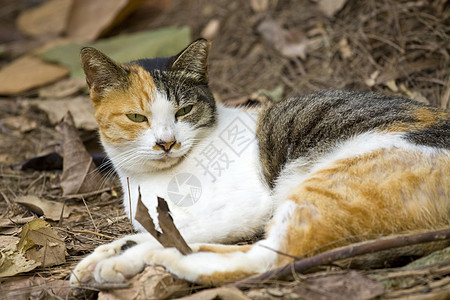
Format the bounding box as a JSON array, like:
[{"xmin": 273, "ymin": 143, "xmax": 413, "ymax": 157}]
[{"xmin": 70, "ymin": 39, "xmax": 450, "ymax": 286}]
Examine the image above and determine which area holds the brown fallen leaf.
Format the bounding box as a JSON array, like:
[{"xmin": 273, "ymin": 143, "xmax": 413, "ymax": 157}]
[
  {"xmin": 0, "ymin": 241, "xmax": 40, "ymax": 278},
  {"xmin": 0, "ymin": 217, "xmax": 35, "ymax": 235},
  {"xmin": 98, "ymin": 266, "xmax": 190, "ymax": 300},
  {"xmin": 0, "ymin": 277, "xmax": 70, "ymax": 300},
  {"xmin": 257, "ymin": 19, "xmax": 308, "ymax": 60},
  {"xmin": 25, "ymin": 96, "xmax": 97, "ymax": 130},
  {"xmin": 135, "ymin": 189, "xmax": 192, "ymax": 255},
  {"xmin": 0, "ymin": 115, "xmax": 37, "ymax": 133},
  {"xmin": 39, "ymin": 77, "xmax": 86, "ymax": 99},
  {"xmin": 293, "ymin": 270, "xmax": 384, "ymax": 300},
  {"xmin": 0, "ymin": 56, "xmax": 69, "ymax": 96},
  {"xmin": 16, "ymin": 0, "xmax": 73, "ymax": 37},
  {"xmin": 58, "ymin": 111, "xmax": 101, "ymax": 195},
  {"xmin": 66, "ymin": 0, "xmax": 143, "ymax": 41},
  {"xmin": 15, "ymin": 195, "xmax": 71, "ymax": 221},
  {"xmin": 17, "ymin": 219, "xmax": 66, "ymax": 268}
]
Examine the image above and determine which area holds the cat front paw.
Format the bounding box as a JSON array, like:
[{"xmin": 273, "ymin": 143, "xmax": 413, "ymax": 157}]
[
  {"xmin": 70, "ymin": 242, "xmax": 128, "ymax": 286},
  {"xmin": 93, "ymin": 255, "xmax": 145, "ymax": 283}
]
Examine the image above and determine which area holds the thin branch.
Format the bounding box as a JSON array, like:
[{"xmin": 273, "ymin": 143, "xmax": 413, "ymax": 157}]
[
  {"xmin": 232, "ymin": 228, "xmax": 450, "ymax": 289},
  {"xmin": 70, "ymin": 229, "xmax": 115, "ymax": 239},
  {"xmin": 82, "ymin": 197, "xmax": 98, "ymax": 233}
]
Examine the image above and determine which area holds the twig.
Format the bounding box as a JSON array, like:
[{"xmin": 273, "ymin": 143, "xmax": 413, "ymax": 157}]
[
  {"xmin": 127, "ymin": 176, "xmax": 133, "ymax": 232},
  {"xmin": 82, "ymin": 196, "xmax": 97, "ymax": 233},
  {"xmin": 232, "ymin": 228, "xmax": 450, "ymax": 289},
  {"xmin": 76, "ymin": 282, "xmax": 131, "ymax": 290},
  {"xmin": 70, "ymin": 229, "xmax": 115, "ymax": 239},
  {"xmin": 135, "ymin": 187, "xmax": 192, "ymax": 255}
]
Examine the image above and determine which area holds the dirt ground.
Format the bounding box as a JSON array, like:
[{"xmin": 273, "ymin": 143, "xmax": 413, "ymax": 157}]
[{"xmin": 0, "ymin": 0, "xmax": 449, "ymax": 299}]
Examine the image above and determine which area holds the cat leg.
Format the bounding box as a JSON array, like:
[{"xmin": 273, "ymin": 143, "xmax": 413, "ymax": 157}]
[
  {"xmin": 91, "ymin": 200, "xmax": 297, "ymax": 285},
  {"xmin": 70, "ymin": 232, "xmax": 155, "ymax": 286}
]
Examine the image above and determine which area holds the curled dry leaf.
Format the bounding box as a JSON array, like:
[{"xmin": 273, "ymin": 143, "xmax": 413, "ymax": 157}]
[
  {"xmin": 17, "ymin": 219, "xmax": 66, "ymax": 268},
  {"xmin": 15, "ymin": 195, "xmax": 71, "ymax": 221},
  {"xmin": 98, "ymin": 266, "xmax": 190, "ymax": 300},
  {"xmin": 135, "ymin": 190, "xmax": 192, "ymax": 255},
  {"xmin": 58, "ymin": 111, "xmax": 101, "ymax": 196},
  {"xmin": 0, "ymin": 219, "xmax": 66, "ymax": 278}
]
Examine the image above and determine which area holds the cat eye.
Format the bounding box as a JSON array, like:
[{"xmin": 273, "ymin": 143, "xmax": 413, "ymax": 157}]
[
  {"xmin": 175, "ymin": 105, "xmax": 193, "ymax": 119},
  {"xmin": 126, "ymin": 113, "xmax": 148, "ymax": 123}
]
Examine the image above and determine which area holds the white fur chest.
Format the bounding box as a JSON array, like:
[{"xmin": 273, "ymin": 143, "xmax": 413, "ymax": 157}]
[{"xmin": 114, "ymin": 107, "xmax": 273, "ymax": 243}]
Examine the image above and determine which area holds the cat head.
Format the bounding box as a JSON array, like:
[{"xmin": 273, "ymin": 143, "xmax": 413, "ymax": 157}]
[{"xmin": 80, "ymin": 39, "xmax": 216, "ymax": 173}]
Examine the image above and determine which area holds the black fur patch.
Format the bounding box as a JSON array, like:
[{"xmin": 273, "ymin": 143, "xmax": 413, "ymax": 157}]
[{"xmin": 120, "ymin": 240, "xmax": 138, "ymax": 252}]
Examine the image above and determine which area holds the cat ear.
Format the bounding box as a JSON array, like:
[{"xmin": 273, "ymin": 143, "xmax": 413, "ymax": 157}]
[
  {"xmin": 169, "ymin": 38, "xmax": 211, "ymax": 84},
  {"xmin": 80, "ymin": 47, "xmax": 130, "ymax": 101}
]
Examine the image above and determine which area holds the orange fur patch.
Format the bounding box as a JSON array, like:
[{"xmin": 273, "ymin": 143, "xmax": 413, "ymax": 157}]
[
  {"xmin": 197, "ymin": 270, "xmax": 256, "ymax": 286},
  {"xmin": 383, "ymin": 107, "xmax": 447, "ymax": 133},
  {"xmin": 275, "ymin": 148, "xmax": 450, "ymax": 267},
  {"xmin": 198, "ymin": 244, "xmax": 252, "ymax": 254},
  {"xmin": 92, "ymin": 65, "xmax": 156, "ymax": 144}
]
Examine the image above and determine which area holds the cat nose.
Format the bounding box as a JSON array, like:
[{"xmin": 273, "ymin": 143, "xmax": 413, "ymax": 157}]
[{"xmin": 155, "ymin": 140, "xmax": 176, "ymax": 152}]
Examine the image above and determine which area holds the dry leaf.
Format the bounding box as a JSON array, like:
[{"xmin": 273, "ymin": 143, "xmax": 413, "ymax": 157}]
[
  {"xmin": 17, "ymin": 219, "xmax": 66, "ymax": 268},
  {"xmin": 39, "ymin": 77, "xmax": 86, "ymax": 99},
  {"xmin": 135, "ymin": 191, "xmax": 192, "ymax": 255},
  {"xmin": 58, "ymin": 111, "xmax": 101, "ymax": 195},
  {"xmin": 176, "ymin": 287, "xmax": 251, "ymax": 300},
  {"xmin": 292, "ymin": 270, "xmax": 384, "ymax": 300},
  {"xmin": 0, "ymin": 277, "xmax": 70, "ymax": 300},
  {"xmin": 0, "ymin": 242, "xmax": 40, "ymax": 278},
  {"xmin": 15, "ymin": 195, "xmax": 71, "ymax": 221},
  {"xmin": 66, "ymin": 0, "xmax": 142, "ymax": 41},
  {"xmin": 0, "ymin": 56, "xmax": 69, "ymax": 95},
  {"xmin": 0, "ymin": 115, "xmax": 37, "ymax": 133},
  {"xmin": 257, "ymin": 19, "xmax": 308, "ymax": 59},
  {"xmin": 98, "ymin": 266, "xmax": 190, "ymax": 300},
  {"xmin": 25, "ymin": 96, "xmax": 97, "ymax": 130},
  {"xmin": 16, "ymin": 0, "xmax": 73, "ymax": 37},
  {"xmin": 317, "ymin": 0, "xmax": 348, "ymax": 18}
]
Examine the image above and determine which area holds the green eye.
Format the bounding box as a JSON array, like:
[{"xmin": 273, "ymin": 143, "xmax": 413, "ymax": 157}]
[
  {"xmin": 126, "ymin": 113, "xmax": 147, "ymax": 122},
  {"xmin": 175, "ymin": 105, "xmax": 193, "ymax": 119}
]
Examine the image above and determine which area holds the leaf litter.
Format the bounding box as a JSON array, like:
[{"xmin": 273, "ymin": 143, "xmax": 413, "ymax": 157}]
[{"xmin": 0, "ymin": 0, "xmax": 449, "ymax": 299}]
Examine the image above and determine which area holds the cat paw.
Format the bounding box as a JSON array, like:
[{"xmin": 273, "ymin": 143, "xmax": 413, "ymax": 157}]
[
  {"xmin": 70, "ymin": 243, "xmax": 126, "ymax": 286},
  {"xmin": 94, "ymin": 256, "xmax": 145, "ymax": 283}
]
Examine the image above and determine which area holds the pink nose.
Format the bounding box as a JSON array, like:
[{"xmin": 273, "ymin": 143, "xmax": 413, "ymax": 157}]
[{"xmin": 155, "ymin": 140, "xmax": 175, "ymax": 152}]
